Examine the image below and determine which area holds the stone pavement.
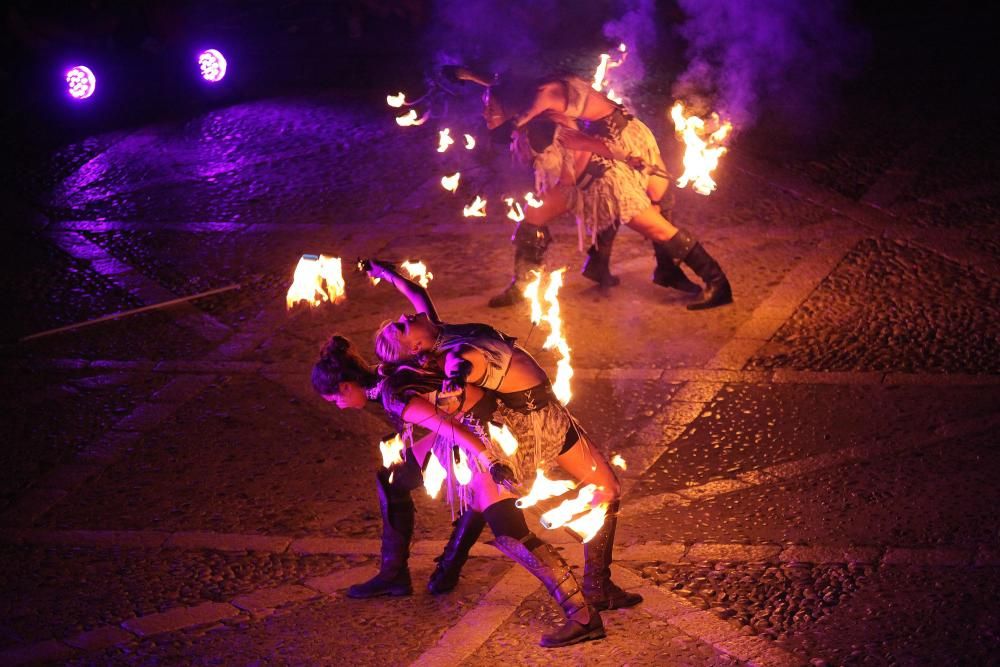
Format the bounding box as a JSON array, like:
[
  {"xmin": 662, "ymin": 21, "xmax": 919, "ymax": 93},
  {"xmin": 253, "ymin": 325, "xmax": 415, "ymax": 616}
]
[{"xmin": 2, "ymin": 43, "xmax": 999, "ymax": 667}]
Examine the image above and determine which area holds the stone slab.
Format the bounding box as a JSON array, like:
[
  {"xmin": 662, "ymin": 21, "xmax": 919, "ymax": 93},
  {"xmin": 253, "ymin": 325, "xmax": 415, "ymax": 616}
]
[
  {"xmin": 0, "ymin": 639, "xmax": 77, "ymax": 666},
  {"xmin": 64, "ymin": 625, "xmax": 135, "ymax": 650},
  {"xmin": 305, "ymin": 567, "xmax": 378, "ymax": 595},
  {"xmin": 112, "ymin": 402, "xmax": 183, "ymax": 432},
  {"xmin": 779, "ymin": 545, "xmax": 882, "ymax": 565},
  {"xmin": 121, "ymin": 601, "xmax": 240, "ymax": 637},
  {"xmin": 685, "ymin": 543, "xmax": 782, "ymax": 563},
  {"xmin": 882, "ymin": 547, "xmax": 971, "ymax": 567},
  {"xmin": 231, "ymin": 584, "xmax": 319, "ymax": 613},
  {"xmin": 678, "ymin": 478, "xmax": 753, "ymax": 501},
  {"xmin": 670, "ymin": 611, "xmax": 743, "ymax": 643},
  {"xmin": 615, "ymin": 542, "xmax": 687, "ymax": 563},
  {"xmin": 165, "ymin": 531, "xmax": 292, "ymax": 553}
]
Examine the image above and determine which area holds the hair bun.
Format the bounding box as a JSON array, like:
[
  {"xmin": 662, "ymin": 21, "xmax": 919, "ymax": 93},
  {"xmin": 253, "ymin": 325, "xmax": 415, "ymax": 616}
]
[{"xmin": 320, "ymin": 335, "xmax": 351, "ymax": 363}]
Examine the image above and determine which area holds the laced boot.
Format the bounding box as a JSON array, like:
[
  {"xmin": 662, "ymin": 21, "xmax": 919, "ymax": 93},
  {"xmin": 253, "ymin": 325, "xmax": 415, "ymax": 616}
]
[
  {"xmin": 492, "ymin": 535, "xmax": 605, "ymax": 648},
  {"xmin": 428, "ymin": 510, "xmax": 487, "ymax": 594},
  {"xmin": 583, "ymin": 501, "xmax": 643, "ymax": 611},
  {"xmin": 581, "ymin": 222, "xmax": 621, "ymax": 288},
  {"xmin": 651, "ymin": 241, "xmax": 701, "ymax": 294},
  {"xmin": 489, "ymin": 223, "xmax": 552, "ymax": 307},
  {"xmin": 662, "ymin": 228, "xmax": 733, "ymax": 310},
  {"xmin": 347, "ymin": 469, "xmax": 414, "ymax": 598}
]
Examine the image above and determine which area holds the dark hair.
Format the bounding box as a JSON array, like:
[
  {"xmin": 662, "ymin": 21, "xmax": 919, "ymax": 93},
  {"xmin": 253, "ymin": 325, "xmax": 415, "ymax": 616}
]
[{"xmin": 311, "ymin": 335, "xmax": 378, "ymax": 395}]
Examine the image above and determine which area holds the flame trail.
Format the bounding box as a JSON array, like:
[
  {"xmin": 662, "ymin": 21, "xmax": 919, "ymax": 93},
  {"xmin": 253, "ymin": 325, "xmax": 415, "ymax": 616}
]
[
  {"xmin": 515, "ymin": 469, "xmax": 575, "ymax": 509},
  {"xmin": 286, "ymin": 255, "xmax": 346, "ymax": 309},
  {"xmin": 524, "ymin": 192, "xmax": 544, "ymax": 208},
  {"xmin": 670, "ymin": 102, "xmax": 733, "ymax": 195},
  {"xmin": 423, "ymin": 452, "xmax": 447, "ymax": 498},
  {"xmin": 488, "ymin": 423, "xmax": 520, "ymax": 456},
  {"xmin": 399, "ymin": 260, "xmax": 433, "ymax": 288},
  {"xmin": 592, "ymin": 43, "xmax": 628, "ymax": 101},
  {"xmin": 453, "ymin": 448, "xmax": 473, "ymax": 486},
  {"xmin": 462, "ymin": 195, "xmax": 487, "ymax": 217},
  {"xmin": 611, "ymin": 454, "xmax": 627, "ymax": 470},
  {"xmin": 464, "ymin": 134, "xmax": 476, "ymax": 150},
  {"xmin": 379, "ymin": 434, "xmax": 406, "ymax": 468},
  {"xmin": 504, "ymin": 197, "xmax": 525, "ymax": 222},
  {"xmin": 386, "ymin": 92, "xmax": 406, "ymax": 108},
  {"xmin": 437, "ymin": 128, "xmax": 454, "ymax": 152},
  {"xmin": 396, "ymin": 109, "xmax": 429, "ymax": 127},
  {"xmin": 441, "ymin": 172, "xmax": 460, "ymax": 192}
]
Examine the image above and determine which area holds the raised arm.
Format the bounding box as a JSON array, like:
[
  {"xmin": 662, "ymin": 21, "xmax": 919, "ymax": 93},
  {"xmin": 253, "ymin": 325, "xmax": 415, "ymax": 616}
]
[{"xmin": 366, "ymin": 259, "xmax": 441, "ymax": 323}]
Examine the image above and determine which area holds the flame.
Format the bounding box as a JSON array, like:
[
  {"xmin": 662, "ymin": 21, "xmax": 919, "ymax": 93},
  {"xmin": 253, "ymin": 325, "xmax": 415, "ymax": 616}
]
[
  {"xmin": 611, "ymin": 454, "xmax": 627, "ymax": 470},
  {"xmin": 539, "ymin": 484, "xmax": 597, "ymax": 529},
  {"xmin": 592, "ymin": 43, "xmax": 628, "ymax": 98},
  {"xmin": 523, "ymin": 270, "xmax": 544, "ymax": 325},
  {"xmin": 462, "ymin": 195, "xmax": 487, "ymax": 218},
  {"xmin": 670, "ymin": 102, "xmax": 733, "ymax": 196},
  {"xmin": 529, "ymin": 268, "xmax": 573, "ymax": 404},
  {"xmin": 504, "ymin": 197, "xmax": 525, "ymax": 222},
  {"xmin": 423, "ymin": 452, "xmax": 447, "ymax": 498},
  {"xmin": 453, "ymin": 448, "xmax": 473, "ymax": 486},
  {"xmin": 399, "ymin": 260, "xmax": 433, "ymax": 288},
  {"xmin": 524, "ymin": 192, "xmax": 544, "ymax": 208},
  {"xmin": 437, "ymin": 128, "xmax": 454, "ymax": 153},
  {"xmin": 606, "ymin": 88, "xmax": 622, "ymax": 105},
  {"xmin": 565, "ymin": 503, "xmax": 610, "ymax": 543},
  {"xmin": 515, "ymin": 468, "xmax": 575, "ymax": 509},
  {"xmin": 286, "ymin": 254, "xmax": 346, "ymax": 309},
  {"xmin": 386, "ymin": 92, "xmax": 406, "ymax": 108},
  {"xmin": 488, "ymin": 423, "xmax": 520, "ymax": 457},
  {"xmin": 464, "ymin": 134, "xmax": 476, "ymax": 150},
  {"xmin": 441, "ymin": 172, "xmax": 460, "ymax": 193},
  {"xmin": 379, "ymin": 434, "xmax": 406, "ymax": 469},
  {"xmin": 396, "ymin": 109, "xmax": 429, "ymax": 127}
]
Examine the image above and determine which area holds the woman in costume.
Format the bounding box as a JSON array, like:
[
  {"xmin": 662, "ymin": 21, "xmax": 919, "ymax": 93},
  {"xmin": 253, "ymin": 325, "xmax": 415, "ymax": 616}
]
[
  {"xmin": 368, "ymin": 259, "xmax": 644, "ymax": 617},
  {"xmin": 312, "ymin": 335, "xmax": 605, "ymax": 647}
]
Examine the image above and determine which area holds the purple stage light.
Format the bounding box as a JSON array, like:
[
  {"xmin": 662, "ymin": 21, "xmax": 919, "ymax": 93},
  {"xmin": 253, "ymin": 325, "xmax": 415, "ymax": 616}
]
[
  {"xmin": 66, "ymin": 65, "xmax": 96, "ymax": 100},
  {"xmin": 198, "ymin": 49, "xmax": 227, "ymax": 82}
]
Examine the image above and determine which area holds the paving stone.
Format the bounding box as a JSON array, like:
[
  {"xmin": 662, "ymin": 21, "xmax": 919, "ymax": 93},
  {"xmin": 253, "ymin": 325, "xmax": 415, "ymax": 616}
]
[
  {"xmin": 670, "ymin": 611, "xmax": 743, "ymax": 643},
  {"xmin": 0, "ymin": 639, "xmax": 78, "ymax": 665},
  {"xmin": 290, "ymin": 537, "xmax": 380, "ymax": 556},
  {"xmin": 120, "ymin": 601, "xmax": 241, "ymax": 637},
  {"xmin": 779, "ymin": 545, "xmax": 882, "ymax": 565},
  {"xmin": 112, "ymin": 401, "xmax": 183, "ymax": 432},
  {"xmin": 64, "ymin": 625, "xmax": 135, "ymax": 650},
  {"xmin": 304, "ymin": 567, "xmax": 378, "ymax": 595},
  {"xmin": 615, "ymin": 541, "xmax": 687, "ymax": 562},
  {"xmin": 165, "ymin": 531, "xmax": 292, "ymax": 553},
  {"xmin": 231, "ymin": 584, "xmax": 319, "ymax": 613},
  {"xmin": 882, "ymin": 547, "xmax": 971, "ymax": 567},
  {"xmin": 149, "ymin": 374, "xmax": 216, "ymax": 403},
  {"xmin": 686, "ymin": 543, "xmax": 782, "ymax": 563},
  {"xmin": 679, "ymin": 478, "xmax": 754, "ymax": 501}
]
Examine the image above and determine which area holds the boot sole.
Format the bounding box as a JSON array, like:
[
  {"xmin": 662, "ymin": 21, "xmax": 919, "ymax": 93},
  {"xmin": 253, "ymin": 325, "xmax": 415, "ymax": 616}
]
[
  {"xmin": 686, "ymin": 294, "xmax": 733, "ymax": 311},
  {"xmin": 346, "ymin": 587, "xmax": 413, "ymax": 599},
  {"xmin": 540, "ymin": 627, "xmax": 607, "ymax": 648}
]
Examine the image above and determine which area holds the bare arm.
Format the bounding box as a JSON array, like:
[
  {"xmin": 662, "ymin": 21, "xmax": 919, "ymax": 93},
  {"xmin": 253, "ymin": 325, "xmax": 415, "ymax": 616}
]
[
  {"xmin": 400, "ymin": 395, "xmax": 490, "ymax": 465},
  {"xmin": 511, "ymin": 82, "xmax": 565, "ymax": 128},
  {"xmin": 368, "ymin": 260, "xmax": 441, "ymax": 323}
]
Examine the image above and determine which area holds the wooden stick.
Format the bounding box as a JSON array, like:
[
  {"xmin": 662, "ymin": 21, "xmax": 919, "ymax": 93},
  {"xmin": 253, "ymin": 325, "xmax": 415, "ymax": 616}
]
[{"xmin": 20, "ymin": 283, "xmax": 242, "ymax": 342}]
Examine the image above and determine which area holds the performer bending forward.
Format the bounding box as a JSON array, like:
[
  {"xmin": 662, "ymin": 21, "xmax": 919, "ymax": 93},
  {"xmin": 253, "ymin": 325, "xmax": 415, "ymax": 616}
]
[
  {"xmin": 369, "ymin": 259, "xmax": 644, "ymax": 616},
  {"xmin": 312, "ymin": 336, "xmax": 606, "ymax": 647}
]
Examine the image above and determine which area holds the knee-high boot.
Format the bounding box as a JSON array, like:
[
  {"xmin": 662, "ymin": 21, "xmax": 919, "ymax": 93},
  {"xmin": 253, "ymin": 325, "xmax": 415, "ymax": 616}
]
[
  {"xmin": 427, "ymin": 509, "xmax": 487, "ymax": 594},
  {"xmin": 660, "ymin": 228, "xmax": 733, "ymax": 310},
  {"xmin": 347, "ymin": 468, "xmax": 415, "ymax": 598},
  {"xmin": 651, "ymin": 241, "xmax": 701, "ymax": 294},
  {"xmin": 583, "ymin": 500, "xmax": 643, "ymax": 611},
  {"xmin": 581, "ymin": 222, "xmax": 621, "ymax": 288},
  {"xmin": 492, "ymin": 535, "xmax": 606, "ymax": 648},
  {"xmin": 488, "ymin": 222, "xmax": 552, "ymax": 308}
]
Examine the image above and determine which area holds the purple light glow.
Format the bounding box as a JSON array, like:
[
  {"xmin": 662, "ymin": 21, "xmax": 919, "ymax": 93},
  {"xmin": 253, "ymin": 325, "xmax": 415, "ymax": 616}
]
[
  {"xmin": 198, "ymin": 49, "xmax": 227, "ymax": 82},
  {"xmin": 66, "ymin": 65, "xmax": 96, "ymax": 100}
]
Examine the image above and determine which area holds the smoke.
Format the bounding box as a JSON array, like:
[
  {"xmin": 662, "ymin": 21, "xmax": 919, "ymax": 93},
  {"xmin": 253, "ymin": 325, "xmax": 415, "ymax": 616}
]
[
  {"xmin": 673, "ymin": 0, "xmax": 868, "ymax": 130},
  {"xmin": 600, "ymin": 0, "xmax": 657, "ymax": 90}
]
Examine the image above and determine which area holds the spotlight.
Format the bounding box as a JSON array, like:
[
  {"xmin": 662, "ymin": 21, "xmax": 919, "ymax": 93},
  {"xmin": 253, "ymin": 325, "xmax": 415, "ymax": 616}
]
[
  {"xmin": 66, "ymin": 65, "xmax": 96, "ymax": 100},
  {"xmin": 198, "ymin": 49, "xmax": 227, "ymax": 83}
]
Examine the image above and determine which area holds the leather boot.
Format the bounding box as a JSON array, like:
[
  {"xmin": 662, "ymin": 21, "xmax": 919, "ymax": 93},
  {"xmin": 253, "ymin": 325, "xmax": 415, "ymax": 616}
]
[
  {"xmin": 651, "ymin": 241, "xmax": 700, "ymax": 294},
  {"xmin": 489, "ymin": 223, "xmax": 552, "ymax": 308},
  {"xmin": 428, "ymin": 510, "xmax": 487, "ymax": 594},
  {"xmin": 347, "ymin": 468, "xmax": 414, "ymax": 598},
  {"xmin": 581, "ymin": 222, "xmax": 621, "ymax": 288},
  {"xmin": 492, "ymin": 535, "xmax": 606, "ymax": 648},
  {"xmin": 583, "ymin": 501, "xmax": 643, "ymax": 611},
  {"xmin": 662, "ymin": 228, "xmax": 733, "ymax": 310}
]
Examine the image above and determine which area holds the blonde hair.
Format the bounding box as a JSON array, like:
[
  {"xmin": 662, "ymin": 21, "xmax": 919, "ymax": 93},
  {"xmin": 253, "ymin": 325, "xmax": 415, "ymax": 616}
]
[{"xmin": 374, "ymin": 319, "xmax": 406, "ymax": 362}]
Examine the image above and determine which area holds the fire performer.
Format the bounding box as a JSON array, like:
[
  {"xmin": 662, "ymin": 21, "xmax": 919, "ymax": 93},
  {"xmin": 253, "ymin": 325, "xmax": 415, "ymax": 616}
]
[
  {"xmin": 508, "ymin": 116, "xmax": 732, "ymax": 310},
  {"xmin": 312, "ymin": 336, "xmax": 606, "ymax": 647},
  {"xmin": 368, "ymin": 259, "xmax": 644, "ymax": 615},
  {"xmin": 447, "ymin": 66, "xmax": 730, "ymax": 310}
]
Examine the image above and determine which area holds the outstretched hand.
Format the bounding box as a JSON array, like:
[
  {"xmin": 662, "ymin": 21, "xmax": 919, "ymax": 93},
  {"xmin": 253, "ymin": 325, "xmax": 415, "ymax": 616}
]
[
  {"xmin": 366, "ymin": 258, "xmax": 395, "ymax": 281},
  {"xmin": 489, "ymin": 460, "xmax": 519, "ymax": 492}
]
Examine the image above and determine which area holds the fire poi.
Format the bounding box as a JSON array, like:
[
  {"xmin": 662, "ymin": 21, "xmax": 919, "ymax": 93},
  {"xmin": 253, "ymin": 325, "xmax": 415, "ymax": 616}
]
[
  {"xmin": 286, "ymin": 254, "xmax": 346, "ymax": 309},
  {"xmin": 670, "ymin": 101, "xmax": 733, "ymax": 195}
]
